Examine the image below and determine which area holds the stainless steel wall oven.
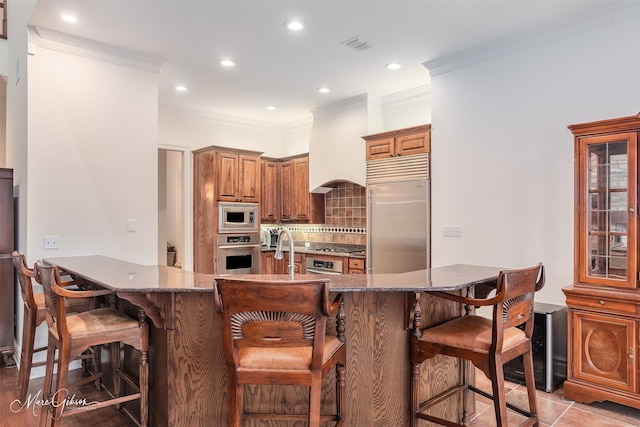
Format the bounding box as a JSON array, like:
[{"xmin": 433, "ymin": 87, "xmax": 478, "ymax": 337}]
[{"xmin": 216, "ymin": 234, "xmax": 260, "ymax": 274}]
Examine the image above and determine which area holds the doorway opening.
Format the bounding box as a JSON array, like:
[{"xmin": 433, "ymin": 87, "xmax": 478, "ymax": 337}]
[{"xmin": 158, "ymin": 149, "xmax": 184, "ymax": 267}]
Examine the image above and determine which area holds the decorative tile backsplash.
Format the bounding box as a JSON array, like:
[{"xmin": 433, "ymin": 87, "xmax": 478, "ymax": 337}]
[
  {"xmin": 268, "ymin": 224, "xmax": 365, "ymax": 246},
  {"xmin": 261, "ymin": 181, "xmax": 367, "ymax": 246},
  {"xmin": 325, "ymin": 182, "xmax": 366, "ymax": 228}
]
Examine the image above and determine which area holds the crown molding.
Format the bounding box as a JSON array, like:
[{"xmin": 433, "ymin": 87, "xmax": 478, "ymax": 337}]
[
  {"xmin": 28, "ymin": 26, "xmax": 165, "ymax": 73},
  {"xmin": 381, "ymin": 84, "xmax": 431, "ymax": 108},
  {"xmin": 159, "ymin": 103, "xmax": 282, "ymax": 132},
  {"xmin": 423, "ymin": 2, "xmax": 640, "ymax": 77},
  {"xmin": 281, "ymin": 116, "xmax": 313, "ymax": 133},
  {"xmin": 310, "ymin": 93, "xmax": 368, "ymax": 119}
]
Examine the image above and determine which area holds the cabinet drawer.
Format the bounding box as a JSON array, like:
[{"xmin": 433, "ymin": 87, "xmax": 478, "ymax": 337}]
[
  {"xmin": 565, "ymin": 294, "xmax": 637, "ymax": 315},
  {"xmin": 348, "ymin": 258, "xmax": 365, "ymax": 270}
]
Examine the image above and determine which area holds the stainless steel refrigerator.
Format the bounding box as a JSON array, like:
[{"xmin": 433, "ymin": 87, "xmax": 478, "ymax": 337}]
[{"xmin": 366, "ymin": 178, "xmax": 429, "ymax": 274}]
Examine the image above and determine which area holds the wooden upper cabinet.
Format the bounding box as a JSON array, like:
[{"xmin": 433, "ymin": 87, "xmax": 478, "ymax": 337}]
[
  {"xmin": 279, "ymin": 160, "xmax": 295, "ymax": 220},
  {"xmin": 366, "ymin": 137, "xmax": 395, "ymax": 159},
  {"xmin": 238, "ymin": 154, "xmax": 260, "ymax": 201},
  {"xmin": 260, "ymin": 159, "xmax": 279, "ymax": 222},
  {"xmin": 278, "ymin": 154, "xmax": 324, "ymax": 223},
  {"xmin": 363, "ymin": 124, "xmax": 431, "ymax": 160},
  {"xmin": 293, "ymin": 157, "xmax": 311, "ymax": 221},
  {"xmin": 217, "ymin": 151, "xmax": 238, "ymax": 201},
  {"xmin": 216, "ymin": 150, "xmax": 260, "ymax": 203}
]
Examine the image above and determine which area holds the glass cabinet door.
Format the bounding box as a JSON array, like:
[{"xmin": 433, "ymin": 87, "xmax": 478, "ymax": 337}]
[{"xmin": 578, "ymin": 133, "xmax": 638, "ymax": 288}]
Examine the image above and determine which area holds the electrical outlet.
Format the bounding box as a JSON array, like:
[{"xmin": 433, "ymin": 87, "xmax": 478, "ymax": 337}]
[
  {"xmin": 443, "ymin": 225, "xmax": 462, "ymax": 237},
  {"xmin": 43, "ymin": 236, "xmax": 59, "ymax": 249}
]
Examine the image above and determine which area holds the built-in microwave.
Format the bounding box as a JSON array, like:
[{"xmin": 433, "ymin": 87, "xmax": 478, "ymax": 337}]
[{"xmin": 218, "ymin": 202, "xmax": 258, "ymax": 233}]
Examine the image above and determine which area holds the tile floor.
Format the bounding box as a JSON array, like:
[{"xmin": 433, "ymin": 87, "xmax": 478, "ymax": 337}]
[{"xmin": 470, "ymin": 369, "xmax": 640, "ymax": 427}]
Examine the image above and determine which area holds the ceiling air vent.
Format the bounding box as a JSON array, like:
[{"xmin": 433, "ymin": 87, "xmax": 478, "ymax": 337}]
[{"xmin": 341, "ymin": 36, "xmax": 371, "ymax": 51}]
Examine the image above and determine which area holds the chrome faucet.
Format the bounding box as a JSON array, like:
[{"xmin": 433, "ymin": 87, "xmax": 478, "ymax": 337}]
[{"xmin": 274, "ymin": 227, "xmax": 295, "ymax": 279}]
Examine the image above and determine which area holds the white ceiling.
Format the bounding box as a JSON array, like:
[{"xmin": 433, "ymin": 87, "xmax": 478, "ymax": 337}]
[{"xmin": 27, "ymin": 0, "xmax": 627, "ymax": 125}]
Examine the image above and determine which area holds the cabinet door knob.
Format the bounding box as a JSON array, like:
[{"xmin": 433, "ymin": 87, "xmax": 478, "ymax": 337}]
[
  {"xmin": 599, "ymin": 300, "xmax": 605, "ymax": 305},
  {"xmin": 630, "ymin": 347, "xmax": 634, "ymax": 360}
]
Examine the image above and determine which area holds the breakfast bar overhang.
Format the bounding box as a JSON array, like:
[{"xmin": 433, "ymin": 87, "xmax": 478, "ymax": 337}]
[{"xmin": 44, "ymin": 256, "xmax": 501, "ymax": 426}]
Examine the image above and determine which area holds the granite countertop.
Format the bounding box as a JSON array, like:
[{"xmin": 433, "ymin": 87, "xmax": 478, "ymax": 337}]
[{"xmin": 44, "ymin": 255, "xmax": 501, "ymax": 293}]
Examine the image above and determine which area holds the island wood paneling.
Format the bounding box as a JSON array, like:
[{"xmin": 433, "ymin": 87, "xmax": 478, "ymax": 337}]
[{"xmin": 115, "ymin": 289, "xmax": 465, "ymax": 426}]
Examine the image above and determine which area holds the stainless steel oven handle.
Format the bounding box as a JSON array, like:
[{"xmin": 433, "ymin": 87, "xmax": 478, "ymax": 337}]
[
  {"xmin": 306, "ymin": 268, "xmax": 343, "ymax": 275},
  {"xmin": 217, "ymin": 244, "xmax": 260, "ymax": 250}
]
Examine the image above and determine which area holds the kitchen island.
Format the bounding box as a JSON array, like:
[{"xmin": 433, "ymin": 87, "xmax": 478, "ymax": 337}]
[{"xmin": 44, "ymin": 256, "xmax": 501, "ymax": 426}]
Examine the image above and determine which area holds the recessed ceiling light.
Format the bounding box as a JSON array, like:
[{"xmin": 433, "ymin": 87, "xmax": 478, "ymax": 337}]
[
  {"xmin": 175, "ymin": 85, "xmax": 187, "ymax": 92},
  {"xmin": 317, "ymin": 87, "xmax": 330, "ymax": 94},
  {"xmin": 386, "ymin": 62, "xmax": 402, "ymax": 70},
  {"xmin": 285, "ymin": 20, "xmax": 304, "ymax": 31},
  {"xmin": 266, "ymin": 105, "xmax": 278, "ymax": 111},
  {"xmin": 220, "ymin": 59, "xmax": 236, "ymax": 67},
  {"xmin": 61, "ymin": 14, "xmax": 77, "ymax": 23}
]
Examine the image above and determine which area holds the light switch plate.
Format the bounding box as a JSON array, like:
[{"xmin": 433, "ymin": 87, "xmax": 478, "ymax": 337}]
[
  {"xmin": 443, "ymin": 225, "xmax": 462, "ymax": 237},
  {"xmin": 127, "ymin": 219, "xmax": 137, "ymax": 232}
]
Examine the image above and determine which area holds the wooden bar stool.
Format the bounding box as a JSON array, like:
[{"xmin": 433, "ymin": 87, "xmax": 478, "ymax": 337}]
[
  {"xmin": 36, "ymin": 261, "xmax": 149, "ymax": 427},
  {"xmin": 11, "ymin": 252, "xmax": 96, "ymax": 404},
  {"xmin": 410, "ymin": 263, "xmax": 544, "ymax": 427},
  {"xmin": 214, "ymin": 277, "xmax": 346, "ymax": 427}
]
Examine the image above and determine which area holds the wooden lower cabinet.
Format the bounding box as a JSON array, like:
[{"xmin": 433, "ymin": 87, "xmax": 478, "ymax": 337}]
[
  {"xmin": 260, "ymin": 251, "xmax": 277, "ymax": 274},
  {"xmin": 261, "ymin": 252, "xmax": 365, "ymax": 275},
  {"xmin": 261, "ymin": 251, "xmax": 304, "ymax": 275},
  {"xmin": 563, "ymin": 287, "xmax": 640, "ymax": 408},
  {"xmin": 348, "ymin": 258, "xmax": 365, "ymax": 274}
]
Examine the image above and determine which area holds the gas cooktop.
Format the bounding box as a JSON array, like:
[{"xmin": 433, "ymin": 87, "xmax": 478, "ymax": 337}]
[{"xmin": 307, "ymin": 246, "xmax": 365, "ymax": 256}]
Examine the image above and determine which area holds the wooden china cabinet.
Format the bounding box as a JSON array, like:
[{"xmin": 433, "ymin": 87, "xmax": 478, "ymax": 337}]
[{"xmin": 563, "ymin": 113, "xmax": 640, "ymax": 409}]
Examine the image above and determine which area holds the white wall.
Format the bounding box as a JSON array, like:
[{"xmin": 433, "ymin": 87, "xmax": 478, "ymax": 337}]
[
  {"xmin": 158, "ymin": 106, "xmax": 284, "ymax": 155},
  {"xmin": 430, "ymin": 17, "xmax": 640, "ymax": 305},
  {"xmin": 280, "ymin": 117, "xmax": 313, "ymax": 158},
  {"xmin": 381, "ymin": 85, "xmax": 432, "ymax": 131},
  {"xmin": 27, "ymin": 45, "xmax": 159, "ymax": 265},
  {"xmin": 6, "ymin": 0, "xmax": 35, "ymax": 371}
]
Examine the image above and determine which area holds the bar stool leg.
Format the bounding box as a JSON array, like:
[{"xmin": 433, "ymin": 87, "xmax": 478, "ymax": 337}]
[
  {"xmin": 51, "ymin": 344, "xmax": 71, "ymax": 427},
  {"xmin": 39, "ymin": 340, "xmax": 56, "ymax": 427},
  {"xmin": 138, "ymin": 309, "xmax": 149, "ymax": 427},
  {"xmin": 111, "ymin": 341, "xmax": 121, "ymax": 408},
  {"xmin": 490, "ymin": 357, "xmax": 508, "ymax": 427},
  {"xmin": 17, "ymin": 307, "xmax": 36, "ymax": 403},
  {"xmin": 336, "ymin": 363, "xmax": 345, "ymax": 424}
]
